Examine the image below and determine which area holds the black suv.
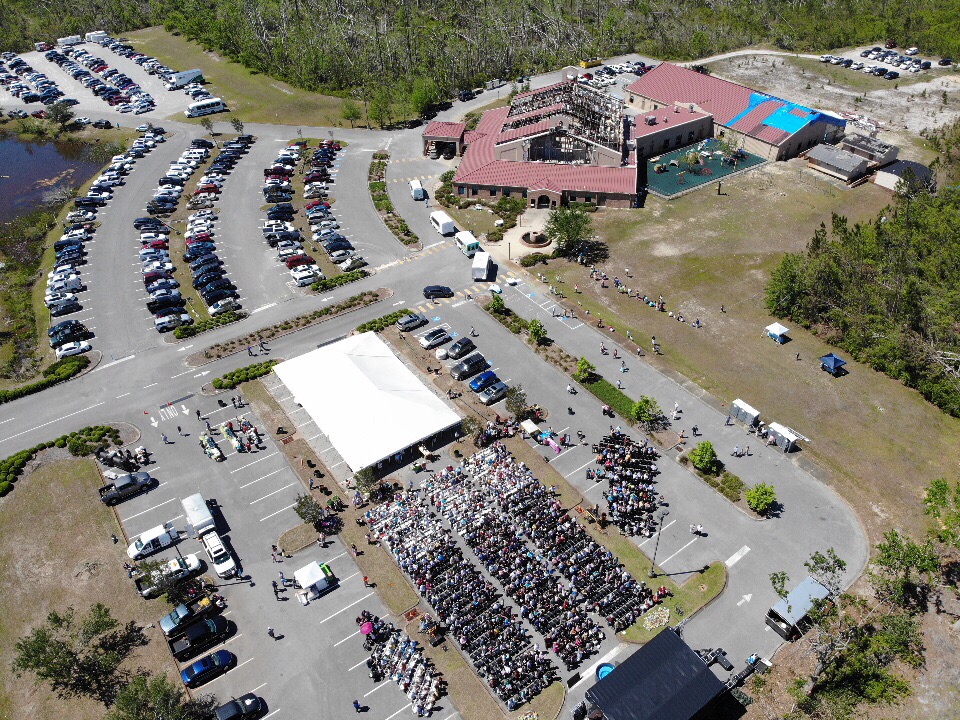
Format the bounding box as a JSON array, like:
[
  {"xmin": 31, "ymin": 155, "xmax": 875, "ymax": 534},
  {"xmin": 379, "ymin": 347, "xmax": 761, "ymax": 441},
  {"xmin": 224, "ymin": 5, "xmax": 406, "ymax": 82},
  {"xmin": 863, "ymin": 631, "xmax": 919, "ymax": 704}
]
[
  {"xmin": 423, "ymin": 285, "xmax": 454, "ymax": 299},
  {"xmin": 450, "ymin": 353, "xmax": 487, "ymax": 380},
  {"xmin": 146, "ymin": 295, "xmax": 185, "ymax": 314},
  {"xmin": 447, "ymin": 337, "xmax": 476, "ymax": 359}
]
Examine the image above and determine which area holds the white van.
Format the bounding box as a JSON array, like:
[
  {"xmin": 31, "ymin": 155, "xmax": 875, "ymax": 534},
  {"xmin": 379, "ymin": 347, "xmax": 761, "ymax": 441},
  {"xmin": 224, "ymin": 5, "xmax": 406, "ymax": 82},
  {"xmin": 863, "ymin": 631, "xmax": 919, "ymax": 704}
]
[
  {"xmin": 181, "ymin": 493, "xmax": 216, "ymax": 536},
  {"xmin": 127, "ymin": 523, "xmax": 178, "ymax": 559},
  {"xmin": 429, "ymin": 210, "xmax": 456, "ymax": 236},
  {"xmin": 410, "ymin": 179, "xmax": 425, "ymax": 200},
  {"xmin": 454, "ymin": 230, "xmax": 480, "ymax": 257},
  {"xmin": 200, "ymin": 531, "xmax": 237, "ymax": 578}
]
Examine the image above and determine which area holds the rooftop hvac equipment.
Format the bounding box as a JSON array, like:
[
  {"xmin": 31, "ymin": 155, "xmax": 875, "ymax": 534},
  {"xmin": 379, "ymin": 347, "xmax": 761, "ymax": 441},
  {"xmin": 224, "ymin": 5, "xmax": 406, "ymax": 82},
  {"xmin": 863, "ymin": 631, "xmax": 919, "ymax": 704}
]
[{"xmin": 646, "ymin": 116, "xmax": 657, "ymax": 125}]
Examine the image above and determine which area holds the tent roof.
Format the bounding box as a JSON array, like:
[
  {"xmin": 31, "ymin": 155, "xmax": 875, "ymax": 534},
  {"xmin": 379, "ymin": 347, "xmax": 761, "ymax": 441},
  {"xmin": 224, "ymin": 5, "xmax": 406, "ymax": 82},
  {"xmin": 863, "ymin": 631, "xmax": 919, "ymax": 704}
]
[
  {"xmin": 273, "ymin": 333, "xmax": 461, "ymax": 471},
  {"xmin": 585, "ymin": 630, "xmax": 724, "ymax": 720},
  {"xmin": 819, "ymin": 353, "xmax": 847, "ymax": 370},
  {"xmin": 294, "ymin": 561, "xmax": 326, "ymax": 589},
  {"xmin": 770, "ymin": 576, "xmax": 830, "ymax": 626},
  {"xmin": 765, "ymin": 322, "xmax": 790, "ymax": 336}
]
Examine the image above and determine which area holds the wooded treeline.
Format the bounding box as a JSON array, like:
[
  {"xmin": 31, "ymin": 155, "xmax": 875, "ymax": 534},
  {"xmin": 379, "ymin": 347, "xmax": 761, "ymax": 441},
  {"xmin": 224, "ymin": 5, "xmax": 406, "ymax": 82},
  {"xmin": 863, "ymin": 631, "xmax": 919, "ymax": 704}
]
[
  {"xmin": 2, "ymin": 0, "xmax": 960, "ymax": 97},
  {"xmin": 766, "ymin": 120, "xmax": 960, "ymax": 417}
]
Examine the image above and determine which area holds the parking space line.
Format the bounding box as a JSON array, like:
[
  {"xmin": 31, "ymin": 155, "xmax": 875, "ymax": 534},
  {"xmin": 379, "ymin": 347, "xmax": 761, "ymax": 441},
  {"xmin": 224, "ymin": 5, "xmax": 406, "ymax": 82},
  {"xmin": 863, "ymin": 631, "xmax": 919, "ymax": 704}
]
[
  {"xmin": 121, "ymin": 497, "xmax": 174, "ymax": 522},
  {"xmin": 638, "ymin": 519, "xmax": 675, "ymax": 546},
  {"xmin": 251, "ymin": 682, "xmax": 267, "ymax": 693},
  {"xmin": 229, "ymin": 451, "xmax": 279, "ymax": 473},
  {"xmin": 334, "ymin": 630, "xmax": 360, "ymax": 647},
  {"xmin": 319, "ymin": 591, "xmax": 375, "ymax": 624},
  {"xmin": 240, "ymin": 468, "xmax": 287, "ymax": 489},
  {"xmin": 223, "ymin": 633, "xmax": 244, "ymax": 645},
  {"xmin": 565, "ymin": 458, "xmax": 595, "ymax": 479},
  {"xmin": 384, "ymin": 705, "xmax": 409, "ymax": 720},
  {"xmin": 363, "ymin": 681, "xmax": 393, "ymax": 698},
  {"xmin": 0, "ymin": 401, "xmax": 105, "ymax": 444},
  {"xmin": 725, "ymin": 545, "xmax": 751, "ymax": 568},
  {"xmin": 262, "ymin": 710, "xmax": 281, "ymax": 720},
  {"xmin": 348, "ymin": 657, "xmax": 369, "ymax": 671},
  {"xmin": 260, "ymin": 503, "xmax": 297, "ymax": 521},
  {"xmin": 250, "ymin": 483, "xmax": 296, "ymax": 504},
  {"xmin": 660, "ymin": 537, "xmax": 698, "ymax": 567}
]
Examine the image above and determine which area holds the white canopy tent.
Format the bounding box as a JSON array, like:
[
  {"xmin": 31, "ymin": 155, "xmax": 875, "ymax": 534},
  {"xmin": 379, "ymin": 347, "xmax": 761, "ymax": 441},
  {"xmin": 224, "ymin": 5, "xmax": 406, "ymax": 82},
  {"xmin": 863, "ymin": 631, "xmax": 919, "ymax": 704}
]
[
  {"xmin": 294, "ymin": 561, "xmax": 327, "ymax": 590},
  {"xmin": 273, "ymin": 333, "xmax": 460, "ymax": 472},
  {"xmin": 764, "ymin": 322, "xmax": 790, "ymax": 344}
]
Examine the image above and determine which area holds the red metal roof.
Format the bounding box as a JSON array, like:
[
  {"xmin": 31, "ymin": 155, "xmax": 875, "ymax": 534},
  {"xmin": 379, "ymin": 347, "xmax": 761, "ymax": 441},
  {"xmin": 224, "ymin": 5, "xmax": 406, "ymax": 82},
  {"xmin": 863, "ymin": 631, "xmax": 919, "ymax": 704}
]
[
  {"xmin": 626, "ymin": 64, "xmax": 806, "ymax": 147},
  {"xmin": 422, "ymin": 121, "xmax": 466, "ymax": 140},
  {"xmin": 454, "ymin": 106, "xmax": 635, "ymax": 196},
  {"xmin": 633, "ymin": 109, "xmax": 710, "ymax": 138},
  {"xmin": 513, "ymin": 81, "xmax": 567, "ymax": 101}
]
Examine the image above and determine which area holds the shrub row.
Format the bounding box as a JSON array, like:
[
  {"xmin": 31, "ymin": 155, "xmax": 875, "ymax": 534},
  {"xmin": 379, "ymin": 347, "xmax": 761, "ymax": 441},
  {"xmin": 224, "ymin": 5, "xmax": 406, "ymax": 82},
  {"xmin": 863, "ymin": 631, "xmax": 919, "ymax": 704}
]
[
  {"xmin": 312, "ymin": 269, "xmax": 368, "ymax": 293},
  {"xmin": 0, "ymin": 425, "xmax": 121, "ymax": 497},
  {"xmin": 519, "ymin": 252, "xmax": 551, "ymax": 267},
  {"xmin": 203, "ymin": 291, "xmax": 381, "ymax": 360},
  {"xmin": 356, "ymin": 309, "xmax": 410, "ymax": 333},
  {"xmin": 484, "ymin": 298, "xmax": 529, "ymax": 335},
  {"xmin": 213, "ymin": 360, "xmax": 278, "ymax": 390},
  {"xmin": 174, "ymin": 311, "xmax": 247, "ymax": 339},
  {"xmin": 0, "ymin": 355, "xmax": 90, "ymax": 405}
]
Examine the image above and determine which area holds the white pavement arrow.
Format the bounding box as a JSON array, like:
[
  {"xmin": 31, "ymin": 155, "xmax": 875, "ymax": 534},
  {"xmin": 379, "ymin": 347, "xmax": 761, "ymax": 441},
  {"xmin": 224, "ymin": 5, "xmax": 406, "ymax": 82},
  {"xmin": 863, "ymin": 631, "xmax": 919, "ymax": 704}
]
[
  {"xmin": 181, "ymin": 405, "xmax": 189, "ymax": 413},
  {"xmin": 150, "ymin": 417, "xmax": 158, "ymax": 427},
  {"xmin": 194, "ymin": 371, "xmax": 210, "ymax": 378},
  {"xmin": 737, "ymin": 594, "xmax": 753, "ymax": 606},
  {"xmin": 177, "ymin": 344, "xmax": 194, "ymax": 352}
]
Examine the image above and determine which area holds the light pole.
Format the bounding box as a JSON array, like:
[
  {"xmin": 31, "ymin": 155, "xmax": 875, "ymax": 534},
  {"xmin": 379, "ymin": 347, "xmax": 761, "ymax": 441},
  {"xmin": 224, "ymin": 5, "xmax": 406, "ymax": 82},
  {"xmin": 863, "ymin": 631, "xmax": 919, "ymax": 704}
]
[{"xmin": 649, "ymin": 510, "xmax": 669, "ymax": 578}]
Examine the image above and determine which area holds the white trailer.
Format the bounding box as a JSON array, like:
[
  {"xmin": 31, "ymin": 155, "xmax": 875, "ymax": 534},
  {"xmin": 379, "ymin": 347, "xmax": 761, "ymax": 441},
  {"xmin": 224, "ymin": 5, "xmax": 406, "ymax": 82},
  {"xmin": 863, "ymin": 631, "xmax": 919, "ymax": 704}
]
[
  {"xmin": 57, "ymin": 35, "xmax": 83, "ymax": 47},
  {"xmin": 166, "ymin": 69, "xmax": 204, "ymax": 90},
  {"xmin": 472, "ymin": 251, "xmax": 492, "ymax": 281},
  {"xmin": 429, "ymin": 210, "xmax": 456, "ymax": 236},
  {"xmin": 85, "ymin": 31, "xmax": 109, "ymax": 43}
]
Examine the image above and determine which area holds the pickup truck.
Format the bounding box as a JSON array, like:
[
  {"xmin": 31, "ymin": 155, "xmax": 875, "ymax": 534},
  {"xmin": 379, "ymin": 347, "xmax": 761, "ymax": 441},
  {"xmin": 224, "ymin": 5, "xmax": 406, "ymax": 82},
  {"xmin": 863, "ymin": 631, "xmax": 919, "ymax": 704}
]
[
  {"xmin": 169, "ymin": 616, "xmax": 229, "ymax": 661},
  {"xmin": 98, "ymin": 471, "xmax": 153, "ymax": 505},
  {"xmin": 133, "ymin": 554, "xmax": 201, "ymax": 598},
  {"xmin": 160, "ymin": 595, "xmax": 215, "ymax": 637}
]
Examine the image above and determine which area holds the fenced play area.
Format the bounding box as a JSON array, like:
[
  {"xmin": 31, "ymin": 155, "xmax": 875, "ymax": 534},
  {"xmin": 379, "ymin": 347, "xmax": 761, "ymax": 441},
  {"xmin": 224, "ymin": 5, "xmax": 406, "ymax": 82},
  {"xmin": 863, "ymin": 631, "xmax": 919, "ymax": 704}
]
[{"xmin": 644, "ymin": 140, "xmax": 767, "ymax": 198}]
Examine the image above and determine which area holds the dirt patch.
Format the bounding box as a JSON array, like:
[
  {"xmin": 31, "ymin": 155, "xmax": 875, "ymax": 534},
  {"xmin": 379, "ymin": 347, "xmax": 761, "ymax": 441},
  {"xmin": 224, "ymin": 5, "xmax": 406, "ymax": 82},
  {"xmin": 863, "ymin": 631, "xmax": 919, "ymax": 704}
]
[{"xmin": 0, "ymin": 458, "xmax": 174, "ymax": 720}]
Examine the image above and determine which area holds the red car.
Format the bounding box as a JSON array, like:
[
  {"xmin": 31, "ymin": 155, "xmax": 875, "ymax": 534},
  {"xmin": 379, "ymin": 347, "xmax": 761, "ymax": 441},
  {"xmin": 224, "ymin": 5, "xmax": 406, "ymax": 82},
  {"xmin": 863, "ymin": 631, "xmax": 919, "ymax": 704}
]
[
  {"xmin": 285, "ymin": 254, "xmax": 315, "ymax": 269},
  {"xmin": 143, "ymin": 270, "xmax": 172, "ymax": 286},
  {"xmin": 186, "ymin": 233, "xmax": 213, "ymax": 244},
  {"xmin": 31, "ymin": 110, "xmax": 47, "ymax": 119},
  {"xmin": 143, "ymin": 240, "xmax": 169, "ymax": 250},
  {"xmin": 194, "ymin": 184, "xmax": 222, "ymax": 195},
  {"xmin": 305, "ymin": 173, "xmax": 329, "ymax": 183},
  {"xmin": 305, "ymin": 200, "xmax": 331, "ymax": 209}
]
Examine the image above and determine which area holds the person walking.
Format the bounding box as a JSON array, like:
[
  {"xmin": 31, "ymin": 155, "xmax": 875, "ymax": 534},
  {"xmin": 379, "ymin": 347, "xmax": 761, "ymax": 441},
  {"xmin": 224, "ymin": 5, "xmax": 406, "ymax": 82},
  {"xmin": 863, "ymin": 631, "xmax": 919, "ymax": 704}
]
[
  {"xmin": 271, "ymin": 551, "xmax": 278, "ymax": 563},
  {"xmin": 196, "ymin": 409, "xmax": 202, "ymax": 421},
  {"xmin": 248, "ymin": 346, "xmax": 255, "ymax": 356},
  {"xmin": 620, "ymin": 360, "xmax": 626, "ymax": 373},
  {"xmin": 177, "ymin": 425, "xmax": 183, "ymax": 436},
  {"xmin": 353, "ymin": 700, "xmax": 361, "ymax": 713},
  {"xmin": 363, "ymin": 575, "xmax": 371, "ymax": 588},
  {"xmin": 272, "ymin": 580, "xmax": 280, "ymax": 599},
  {"xmin": 278, "ymin": 570, "xmax": 285, "ymax": 585},
  {"xmin": 231, "ymin": 396, "xmax": 237, "ymax": 408},
  {"xmin": 267, "ymin": 626, "xmax": 277, "ymax": 640},
  {"xmin": 318, "ymin": 532, "xmax": 326, "ymax": 547},
  {"xmin": 615, "ymin": 379, "xmax": 622, "ymax": 389},
  {"xmin": 161, "ymin": 433, "xmax": 169, "ymax": 444},
  {"xmin": 205, "ymin": 420, "xmax": 212, "ymax": 433},
  {"xmin": 692, "ymin": 424, "xmax": 699, "ymax": 436}
]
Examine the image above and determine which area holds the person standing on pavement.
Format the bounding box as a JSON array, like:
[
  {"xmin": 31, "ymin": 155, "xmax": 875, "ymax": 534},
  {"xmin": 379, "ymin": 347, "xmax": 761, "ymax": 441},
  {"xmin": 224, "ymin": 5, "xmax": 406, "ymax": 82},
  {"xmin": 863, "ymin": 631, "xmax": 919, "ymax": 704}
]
[
  {"xmin": 267, "ymin": 626, "xmax": 277, "ymax": 640},
  {"xmin": 196, "ymin": 409, "xmax": 202, "ymax": 421},
  {"xmin": 161, "ymin": 433, "xmax": 169, "ymax": 444},
  {"xmin": 353, "ymin": 700, "xmax": 361, "ymax": 713}
]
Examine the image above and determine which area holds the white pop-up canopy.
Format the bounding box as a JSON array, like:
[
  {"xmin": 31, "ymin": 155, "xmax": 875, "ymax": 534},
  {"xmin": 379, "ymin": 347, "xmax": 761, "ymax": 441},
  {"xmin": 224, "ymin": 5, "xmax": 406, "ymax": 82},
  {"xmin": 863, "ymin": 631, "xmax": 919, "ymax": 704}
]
[
  {"xmin": 273, "ymin": 333, "xmax": 460, "ymax": 472},
  {"xmin": 294, "ymin": 561, "xmax": 326, "ymax": 590}
]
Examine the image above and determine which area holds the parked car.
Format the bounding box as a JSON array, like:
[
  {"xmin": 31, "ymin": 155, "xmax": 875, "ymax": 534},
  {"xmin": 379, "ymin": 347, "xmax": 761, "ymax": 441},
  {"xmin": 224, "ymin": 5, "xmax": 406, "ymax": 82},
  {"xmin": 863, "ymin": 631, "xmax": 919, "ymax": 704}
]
[
  {"xmin": 447, "ymin": 337, "xmax": 476, "ymax": 359},
  {"xmin": 451, "ymin": 353, "xmax": 487, "ymax": 380},
  {"xmin": 478, "ymin": 381, "xmax": 509, "ymax": 405},
  {"xmin": 396, "ymin": 313, "xmax": 428, "ymax": 332},
  {"xmin": 418, "ymin": 328, "xmax": 450, "ymax": 349},
  {"xmin": 469, "ymin": 370, "xmax": 499, "ymax": 392},
  {"xmin": 423, "ymin": 285, "xmax": 454, "ymax": 299},
  {"xmin": 181, "ymin": 649, "xmax": 234, "ymax": 688},
  {"xmin": 214, "ymin": 693, "xmax": 263, "ymax": 720},
  {"xmin": 55, "ymin": 340, "xmax": 91, "ymax": 359}
]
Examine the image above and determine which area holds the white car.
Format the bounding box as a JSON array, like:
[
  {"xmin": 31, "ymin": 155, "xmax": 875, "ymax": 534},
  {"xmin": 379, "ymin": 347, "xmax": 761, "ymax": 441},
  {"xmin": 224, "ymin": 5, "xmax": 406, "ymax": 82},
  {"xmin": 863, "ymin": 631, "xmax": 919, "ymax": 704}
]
[
  {"xmin": 95, "ymin": 175, "xmax": 121, "ymax": 187},
  {"xmin": 75, "ymin": 116, "xmax": 91, "ymax": 125},
  {"xmin": 290, "ymin": 266, "xmax": 320, "ymax": 286},
  {"xmin": 277, "ymin": 246, "xmax": 303, "ymax": 261},
  {"xmin": 142, "ymin": 260, "xmax": 175, "ymax": 273},
  {"xmin": 86, "ymin": 190, "xmax": 112, "ymax": 201},
  {"xmin": 189, "ymin": 210, "xmax": 217, "ymax": 221},
  {"xmin": 209, "ymin": 298, "xmax": 237, "ymax": 316},
  {"xmin": 135, "ymin": 123, "xmax": 154, "ymax": 132},
  {"xmin": 45, "ymin": 291, "xmax": 77, "ymax": 307},
  {"xmin": 905, "ymin": 47, "xmax": 919, "ymax": 55},
  {"xmin": 262, "ymin": 221, "xmax": 295, "ymax": 234},
  {"xmin": 55, "ymin": 340, "xmax": 92, "ymax": 359},
  {"xmin": 139, "ymin": 250, "xmax": 170, "ymax": 262},
  {"xmin": 328, "ymin": 249, "xmax": 356, "ymax": 264},
  {"xmin": 49, "ymin": 267, "xmax": 79, "ymax": 280},
  {"xmin": 313, "ymin": 219, "xmax": 339, "ymax": 229},
  {"xmin": 139, "ymin": 233, "xmax": 169, "ymax": 244},
  {"xmin": 198, "ymin": 176, "xmax": 224, "ymax": 187}
]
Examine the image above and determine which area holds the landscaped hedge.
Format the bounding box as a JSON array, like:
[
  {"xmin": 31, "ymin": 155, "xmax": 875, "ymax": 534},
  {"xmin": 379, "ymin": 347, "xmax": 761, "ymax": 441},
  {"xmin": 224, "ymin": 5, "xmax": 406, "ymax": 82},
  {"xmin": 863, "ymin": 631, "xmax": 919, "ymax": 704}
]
[
  {"xmin": 0, "ymin": 355, "xmax": 90, "ymax": 405},
  {"xmin": 212, "ymin": 360, "xmax": 278, "ymax": 390},
  {"xmin": 174, "ymin": 311, "xmax": 247, "ymax": 339},
  {"xmin": 312, "ymin": 269, "xmax": 368, "ymax": 292},
  {"xmin": 519, "ymin": 252, "xmax": 551, "ymax": 267},
  {"xmin": 583, "ymin": 377, "xmax": 636, "ymax": 421},
  {"xmin": 0, "ymin": 425, "xmax": 121, "ymax": 497},
  {"xmin": 356, "ymin": 309, "xmax": 410, "ymax": 334}
]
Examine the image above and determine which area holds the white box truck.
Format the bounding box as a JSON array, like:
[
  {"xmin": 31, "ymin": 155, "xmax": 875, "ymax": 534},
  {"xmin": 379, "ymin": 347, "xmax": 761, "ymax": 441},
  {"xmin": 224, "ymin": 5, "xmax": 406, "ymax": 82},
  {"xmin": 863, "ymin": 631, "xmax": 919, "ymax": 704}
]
[
  {"xmin": 85, "ymin": 31, "xmax": 108, "ymax": 43},
  {"xmin": 472, "ymin": 251, "xmax": 492, "ymax": 281},
  {"xmin": 166, "ymin": 69, "xmax": 204, "ymax": 90},
  {"xmin": 181, "ymin": 493, "xmax": 215, "ymax": 537},
  {"xmin": 410, "ymin": 178, "xmax": 425, "ymax": 200},
  {"xmin": 429, "ymin": 210, "xmax": 456, "ymax": 236},
  {"xmin": 57, "ymin": 35, "xmax": 83, "ymax": 47}
]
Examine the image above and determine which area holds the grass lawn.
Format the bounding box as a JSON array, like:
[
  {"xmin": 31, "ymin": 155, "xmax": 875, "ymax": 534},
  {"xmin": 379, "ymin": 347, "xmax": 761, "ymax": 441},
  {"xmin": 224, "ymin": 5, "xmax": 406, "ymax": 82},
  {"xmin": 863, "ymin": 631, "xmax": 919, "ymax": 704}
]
[
  {"xmin": 124, "ymin": 27, "xmax": 352, "ymax": 128},
  {"xmin": 444, "ymin": 204, "xmax": 501, "ymax": 237},
  {"xmin": 539, "ymin": 160, "xmax": 960, "ymax": 545},
  {"xmin": 0, "ymin": 457, "xmax": 173, "ymax": 720}
]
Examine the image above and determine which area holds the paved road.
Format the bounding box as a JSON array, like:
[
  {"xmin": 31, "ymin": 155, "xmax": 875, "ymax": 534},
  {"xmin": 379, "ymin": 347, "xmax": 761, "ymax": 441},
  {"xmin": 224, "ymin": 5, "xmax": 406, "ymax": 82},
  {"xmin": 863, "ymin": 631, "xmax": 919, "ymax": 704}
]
[{"xmin": 0, "ymin": 46, "xmax": 871, "ymax": 718}]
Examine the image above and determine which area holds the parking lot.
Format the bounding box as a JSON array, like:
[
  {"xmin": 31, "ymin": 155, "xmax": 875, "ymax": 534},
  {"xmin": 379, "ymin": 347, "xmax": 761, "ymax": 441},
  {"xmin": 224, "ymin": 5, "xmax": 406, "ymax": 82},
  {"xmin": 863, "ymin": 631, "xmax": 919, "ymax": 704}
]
[{"xmin": 114, "ymin": 396, "xmax": 460, "ymax": 719}]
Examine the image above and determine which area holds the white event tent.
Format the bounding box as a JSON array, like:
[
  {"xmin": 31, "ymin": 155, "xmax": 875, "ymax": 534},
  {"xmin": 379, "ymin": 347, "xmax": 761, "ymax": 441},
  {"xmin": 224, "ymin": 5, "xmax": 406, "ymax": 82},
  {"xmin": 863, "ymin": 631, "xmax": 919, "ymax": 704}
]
[{"xmin": 272, "ymin": 332, "xmax": 460, "ymax": 472}]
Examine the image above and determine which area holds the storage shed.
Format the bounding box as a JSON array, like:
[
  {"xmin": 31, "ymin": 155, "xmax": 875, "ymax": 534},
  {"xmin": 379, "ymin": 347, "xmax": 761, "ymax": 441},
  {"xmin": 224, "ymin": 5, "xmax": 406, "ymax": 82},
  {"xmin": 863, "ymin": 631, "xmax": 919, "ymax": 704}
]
[{"xmin": 805, "ymin": 143, "xmax": 868, "ymax": 182}]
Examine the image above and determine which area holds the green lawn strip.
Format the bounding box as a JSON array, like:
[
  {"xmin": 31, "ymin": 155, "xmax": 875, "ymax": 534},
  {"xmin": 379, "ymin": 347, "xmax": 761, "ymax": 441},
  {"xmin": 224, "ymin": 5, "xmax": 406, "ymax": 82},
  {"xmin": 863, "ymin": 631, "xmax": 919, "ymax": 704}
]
[
  {"xmin": 443, "ymin": 205, "xmax": 500, "ymax": 237},
  {"xmin": 124, "ymin": 27, "xmax": 351, "ymax": 128},
  {"xmin": 582, "ymin": 377, "xmax": 636, "ymax": 421}
]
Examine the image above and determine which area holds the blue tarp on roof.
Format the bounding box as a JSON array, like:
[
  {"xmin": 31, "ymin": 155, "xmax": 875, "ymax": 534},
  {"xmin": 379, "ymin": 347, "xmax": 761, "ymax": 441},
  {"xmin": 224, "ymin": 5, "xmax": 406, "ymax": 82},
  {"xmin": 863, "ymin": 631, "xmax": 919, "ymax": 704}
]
[{"xmin": 727, "ymin": 92, "xmax": 846, "ymax": 136}]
